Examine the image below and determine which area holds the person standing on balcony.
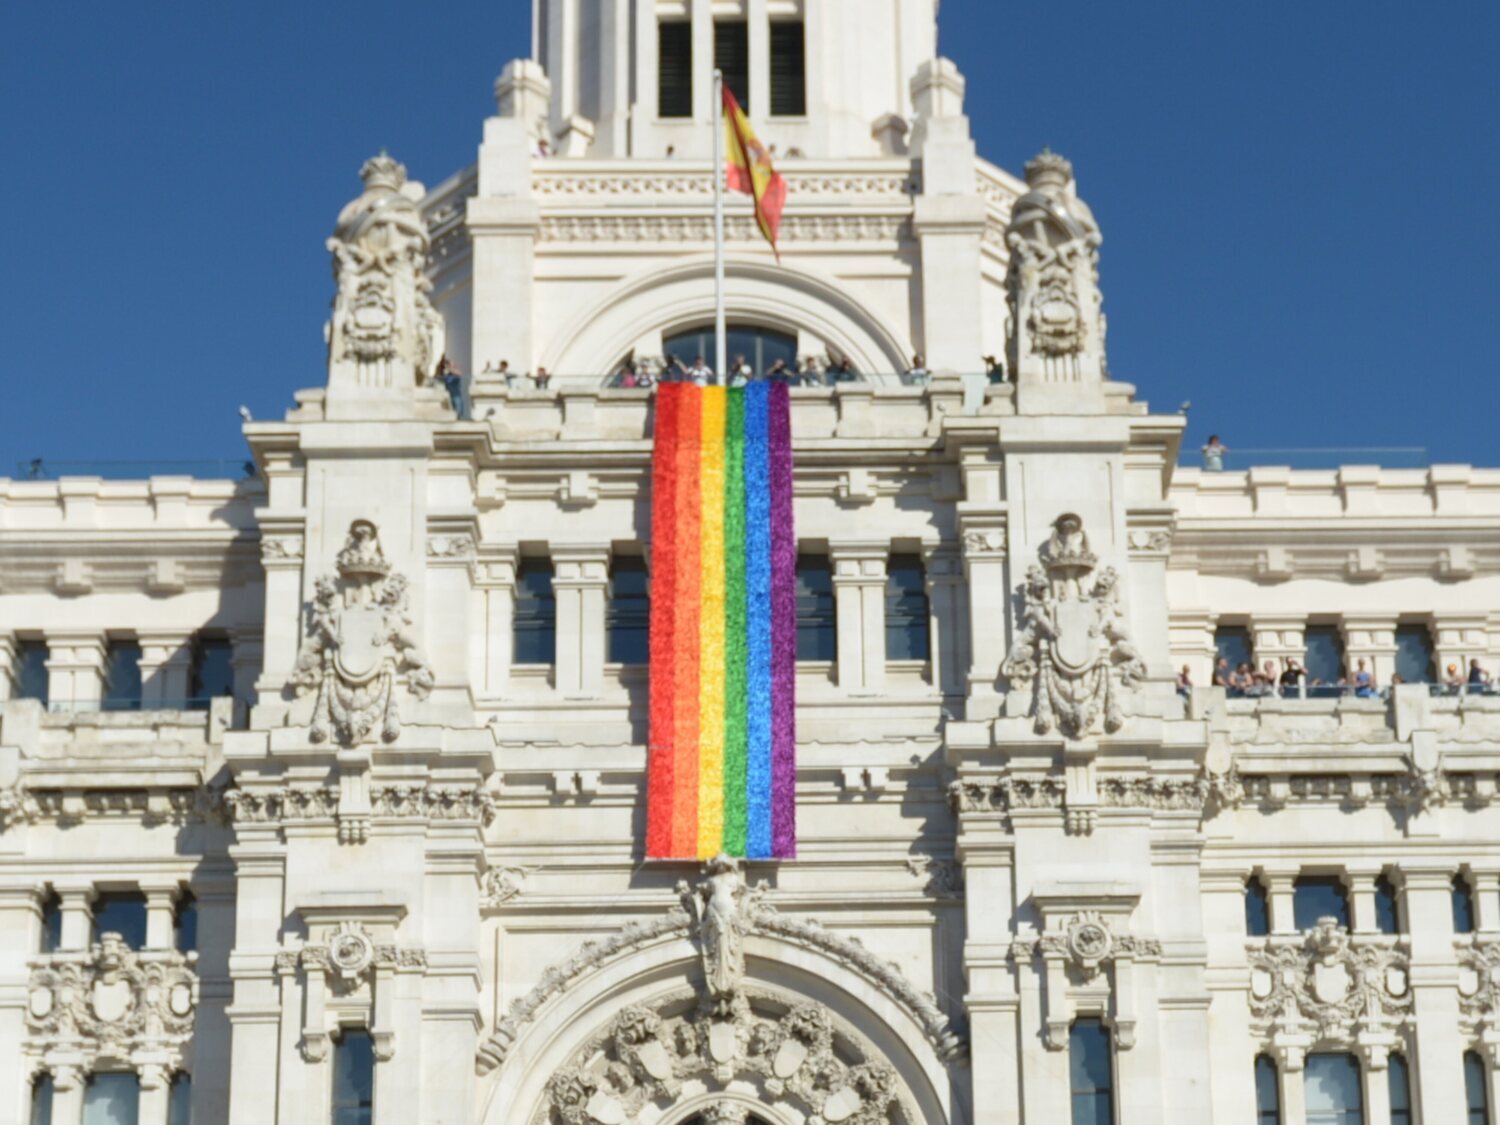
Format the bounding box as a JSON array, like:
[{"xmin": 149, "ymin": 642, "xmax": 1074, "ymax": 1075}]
[
  {"xmin": 1202, "ymin": 434, "xmax": 1228, "ymax": 471},
  {"xmin": 1470, "ymin": 659, "xmax": 1492, "ymax": 693},
  {"xmin": 1352, "ymin": 658, "xmax": 1377, "ymax": 698},
  {"xmin": 905, "ymin": 354, "xmax": 930, "ymax": 387},
  {"xmin": 1279, "ymin": 659, "xmax": 1306, "ymax": 697}
]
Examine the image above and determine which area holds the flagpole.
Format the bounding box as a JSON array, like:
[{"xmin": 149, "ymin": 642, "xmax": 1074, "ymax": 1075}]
[{"xmin": 712, "ymin": 69, "xmax": 727, "ymax": 385}]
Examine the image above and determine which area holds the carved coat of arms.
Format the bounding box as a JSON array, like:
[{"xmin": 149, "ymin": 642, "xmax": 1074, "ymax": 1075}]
[
  {"xmin": 291, "ymin": 520, "xmax": 434, "ymax": 745},
  {"xmin": 1002, "ymin": 514, "xmax": 1145, "ymax": 737}
]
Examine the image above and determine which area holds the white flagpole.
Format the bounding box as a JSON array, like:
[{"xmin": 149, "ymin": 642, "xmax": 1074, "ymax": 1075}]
[{"xmin": 712, "ymin": 69, "xmax": 727, "ymax": 385}]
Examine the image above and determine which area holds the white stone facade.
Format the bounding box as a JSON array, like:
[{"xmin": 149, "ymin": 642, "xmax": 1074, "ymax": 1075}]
[{"xmin": 3, "ymin": 4, "xmax": 1499, "ymax": 1124}]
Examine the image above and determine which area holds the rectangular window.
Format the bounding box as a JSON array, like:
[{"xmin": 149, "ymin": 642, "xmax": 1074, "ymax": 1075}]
[
  {"xmin": 175, "ymin": 892, "xmax": 198, "ymax": 954},
  {"xmin": 1393, "ymin": 623, "xmax": 1435, "ymax": 684},
  {"xmin": 885, "ymin": 555, "xmax": 931, "ymax": 662},
  {"xmin": 658, "ymin": 21, "xmax": 693, "ymax": 118},
  {"xmin": 92, "ymin": 890, "xmax": 149, "ymax": 950},
  {"xmin": 40, "ymin": 889, "xmax": 62, "ymax": 953},
  {"xmin": 1245, "ymin": 875, "xmax": 1270, "ymax": 937},
  {"xmin": 1305, "ymin": 1053, "xmax": 1363, "ymax": 1125},
  {"xmin": 1455, "ymin": 873, "xmax": 1477, "ymax": 935},
  {"xmin": 1388, "ymin": 1054, "xmax": 1412, "ymax": 1125},
  {"xmin": 1069, "ymin": 1018, "xmax": 1115, "ymax": 1125},
  {"xmin": 513, "ymin": 557, "xmax": 557, "ymax": 666},
  {"xmin": 103, "ymin": 639, "xmax": 143, "ymax": 712},
  {"xmin": 794, "ymin": 555, "xmax": 836, "ymax": 662},
  {"xmin": 16, "ymin": 639, "xmax": 49, "ymax": 704},
  {"xmin": 1467, "ymin": 1051, "xmax": 1490, "ymax": 1125},
  {"xmin": 1293, "ymin": 875, "xmax": 1349, "ymax": 931},
  {"xmin": 1214, "ymin": 625, "xmax": 1253, "ymax": 677},
  {"xmin": 607, "ymin": 555, "xmax": 650, "ymax": 665},
  {"xmin": 189, "ymin": 634, "xmax": 235, "ymax": 709},
  {"xmin": 1304, "ymin": 624, "xmax": 1346, "ymax": 694},
  {"xmin": 168, "ymin": 1074, "xmax": 192, "ymax": 1125},
  {"xmin": 30, "ymin": 1073, "xmax": 53, "ymax": 1125},
  {"xmin": 332, "ymin": 1030, "xmax": 375, "ymax": 1125},
  {"xmin": 769, "ymin": 21, "xmax": 807, "ymax": 116},
  {"xmin": 83, "ymin": 1073, "xmax": 140, "ymax": 1125},
  {"xmin": 714, "ymin": 20, "xmax": 749, "ymax": 111},
  {"xmin": 1255, "ymin": 1055, "xmax": 1282, "ymax": 1124},
  {"xmin": 1374, "ymin": 874, "xmax": 1400, "ymax": 935}
]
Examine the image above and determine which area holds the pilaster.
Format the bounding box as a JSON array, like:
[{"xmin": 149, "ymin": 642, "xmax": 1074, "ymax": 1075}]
[
  {"xmin": 137, "ymin": 632, "xmax": 193, "ymax": 708},
  {"xmin": 1342, "ymin": 614, "xmax": 1398, "ymax": 687},
  {"xmin": 466, "ymin": 198, "xmax": 541, "ymax": 378},
  {"xmin": 1400, "ymin": 863, "xmax": 1467, "ymax": 1123},
  {"xmin": 476, "ymin": 549, "xmax": 519, "ymax": 699},
  {"xmin": 54, "ymin": 881, "xmax": 96, "ymax": 951},
  {"xmin": 43, "ymin": 632, "xmax": 108, "ymax": 712},
  {"xmin": 0, "ymin": 633, "xmax": 16, "ymax": 701},
  {"xmin": 551, "ymin": 544, "xmax": 611, "ymax": 698},
  {"xmin": 923, "ymin": 545, "xmax": 967, "ymax": 698},
  {"xmin": 829, "ymin": 543, "xmax": 887, "ymax": 693}
]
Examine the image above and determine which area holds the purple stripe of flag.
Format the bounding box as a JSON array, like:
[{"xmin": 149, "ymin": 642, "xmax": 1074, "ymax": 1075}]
[{"xmin": 767, "ymin": 381, "xmax": 797, "ymax": 857}]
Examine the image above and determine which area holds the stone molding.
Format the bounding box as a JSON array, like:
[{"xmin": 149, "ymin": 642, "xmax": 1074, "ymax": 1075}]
[
  {"xmin": 539, "ymin": 214, "xmax": 911, "ymax": 245},
  {"xmin": 532, "ymin": 169, "xmax": 920, "ymax": 199},
  {"xmin": 224, "ymin": 783, "xmax": 494, "ymax": 827}
]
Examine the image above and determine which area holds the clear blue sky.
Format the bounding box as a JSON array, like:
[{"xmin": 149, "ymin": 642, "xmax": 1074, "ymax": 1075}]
[{"xmin": 2, "ymin": 2, "xmax": 1496, "ymax": 466}]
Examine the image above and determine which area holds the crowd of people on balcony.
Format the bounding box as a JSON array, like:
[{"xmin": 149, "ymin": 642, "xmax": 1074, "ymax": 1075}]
[
  {"xmin": 607, "ymin": 351, "xmax": 869, "ymax": 388},
  {"xmin": 1209, "ymin": 654, "xmax": 1494, "ymax": 699}
]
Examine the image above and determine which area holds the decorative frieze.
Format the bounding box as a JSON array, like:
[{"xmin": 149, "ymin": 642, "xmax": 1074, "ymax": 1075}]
[{"xmin": 223, "ymin": 784, "xmax": 494, "ymax": 827}]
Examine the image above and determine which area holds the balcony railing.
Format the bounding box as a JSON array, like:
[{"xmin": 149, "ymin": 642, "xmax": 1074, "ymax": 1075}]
[
  {"xmin": 1182, "ymin": 447, "xmax": 1431, "ymax": 471},
  {"xmin": 12, "ymin": 459, "xmax": 257, "ymax": 481}
]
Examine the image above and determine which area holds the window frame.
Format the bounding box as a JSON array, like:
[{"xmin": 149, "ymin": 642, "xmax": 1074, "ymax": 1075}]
[
  {"xmin": 1068, "ymin": 1017, "xmax": 1116, "ymax": 1125},
  {"xmin": 883, "ymin": 553, "xmax": 931, "ymax": 664},
  {"xmin": 1455, "ymin": 872, "xmax": 1478, "ymax": 935},
  {"xmin": 657, "ymin": 20, "xmax": 693, "ymax": 119},
  {"xmin": 768, "ymin": 19, "xmax": 807, "ymax": 117},
  {"xmin": 331, "ymin": 1027, "xmax": 376, "ymax": 1125},
  {"xmin": 1245, "ymin": 874, "xmax": 1271, "ymax": 937},
  {"xmin": 1255, "ymin": 1053, "xmax": 1282, "ymax": 1125},
  {"xmin": 606, "ymin": 553, "xmax": 651, "ymax": 667},
  {"xmin": 1303, "ymin": 1052, "xmax": 1364, "ymax": 1125},
  {"xmin": 793, "ymin": 553, "xmax": 836, "ymax": 664},
  {"xmin": 1293, "ymin": 874, "xmax": 1350, "ymax": 932},
  {"xmin": 1466, "ymin": 1049, "xmax": 1490, "ymax": 1125},
  {"xmin": 512, "ymin": 556, "xmax": 558, "ymax": 668},
  {"xmin": 1388, "ymin": 1052, "xmax": 1413, "ymax": 1125},
  {"xmin": 91, "ymin": 889, "xmax": 149, "ymax": 950}
]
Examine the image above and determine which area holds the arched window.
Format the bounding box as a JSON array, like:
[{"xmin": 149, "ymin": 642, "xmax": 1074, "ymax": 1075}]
[
  {"xmin": 1069, "ymin": 1018, "xmax": 1115, "ymax": 1125},
  {"xmin": 1255, "ymin": 1054, "xmax": 1281, "ymax": 1124},
  {"xmin": 664, "ymin": 325, "xmax": 798, "ymax": 377},
  {"xmin": 332, "ymin": 1030, "xmax": 375, "ymax": 1125},
  {"xmin": 1455, "ymin": 873, "xmax": 1478, "ymax": 935},
  {"xmin": 1388, "ymin": 1054, "xmax": 1413, "ymax": 1125},
  {"xmin": 83, "ymin": 1073, "xmax": 140, "ymax": 1125},
  {"xmin": 1305, "ymin": 1053, "xmax": 1363, "ymax": 1125},
  {"xmin": 1466, "ymin": 1051, "xmax": 1490, "ymax": 1125},
  {"xmin": 1245, "ymin": 874, "xmax": 1271, "ymax": 937}
]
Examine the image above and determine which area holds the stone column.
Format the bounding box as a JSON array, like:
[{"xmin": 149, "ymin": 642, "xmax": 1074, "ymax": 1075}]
[
  {"xmin": 632, "ymin": 0, "xmax": 658, "ymax": 143},
  {"xmin": 923, "ymin": 545, "xmax": 967, "ymax": 698},
  {"xmin": 424, "ymin": 528, "xmax": 479, "ymax": 704},
  {"xmin": 956, "ymin": 817, "xmax": 1021, "ymax": 1124},
  {"xmin": 226, "ymin": 838, "xmax": 288, "ymax": 1125},
  {"xmin": 256, "ymin": 528, "xmax": 305, "ymax": 698},
  {"xmin": 1433, "ymin": 613, "xmax": 1488, "ymax": 687},
  {"xmin": 829, "ymin": 544, "xmax": 886, "ymax": 693},
  {"xmin": 0, "ymin": 633, "xmax": 16, "ymax": 701},
  {"xmin": 1342, "ymin": 614, "xmax": 1398, "ymax": 688},
  {"xmin": 1275, "ymin": 1047, "xmax": 1307, "ymax": 1125},
  {"xmin": 596, "ymin": 0, "xmax": 633, "ymax": 154},
  {"xmin": 552, "ymin": 545, "xmax": 610, "ymax": 698},
  {"xmin": 420, "ymin": 826, "xmax": 485, "ymax": 1122},
  {"xmin": 1472, "ymin": 867, "xmax": 1500, "ymax": 935},
  {"xmin": 141, "ymin": 881, "xmax": 180, "ymax": 951},
  {"xmin": 137, "ymin": 631, "xmax": 193, "ymax": 708},
  {"xmin": 1401, "ymin": 863, "xmax": 1468, "ymax": 1123},
  {"xmin": 959, "ymin": 524, "xmax": 1006, "ymax": 719},
  {"xmin": 51, "ymin": 1064, "xmax": 85, "ymax": 1125},
  {"xmin": 1359, "ymin": 1046, "xmax": 1391, "ymax": 1125},
  {"xmin": 1201, "ymin": 869, "xmax": 1258, "ymax": 1123},
  {"xmin": 1168, "ymin": 610, "xmax": 1217, "ymax": 692},
  {"xmin": 477, "ymin": 551, "xmax": 518, "ymax": 699},
  {"xmin": 747, "ymin": 0, "xmax": 769, "ymax": 116},
  {"xmin": 1250, "ymin": 615, "xmax": 1306, "ymax": 684},
  {"xmin": 55, "ymin": 882, "xmax": 96, "ymax": 951},
  {"xmin": 1345, "ymin": 863, "xmax": 1382, "ymax": 935},
  {"xmin": 44, "ymin": 632, "xmax": 108, "ymax": 712},
  {"xmin": 229, "ymin": 629, "xmax": 263, "ymax": 706},
  {"xmin": 138, "ymin": 1062, "xmax": 171, "ymax": 1125},
  {"xmin": 690, "ymin": 0, "xmax": 713, "ymax": 123},
  {"xmin": 1264, "ymin": 868, "xmax": 1298, "ymax": 936}
]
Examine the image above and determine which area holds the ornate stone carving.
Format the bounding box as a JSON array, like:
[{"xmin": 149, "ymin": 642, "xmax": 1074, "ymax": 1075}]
[
  {"xmin": 0, "ymin": 786, "xmax": 41, "ymax": 831},
  {"xmin": 539, "ymin": 214, "xmax": 910, "ymax": 245},
  {"xmin": 224, "ymin": 783, "xmax": 493, "ymax": 827},
  {"xmin": 1002, "ymin": 515, "xmax": 1145, "ymax": 737},
  {"xmin": 327, "ymin": 922, "xmax": 377, "ymax": 983},
  {"xmin": 261, "ymin": 536, "xmax": 304, "ymax": 562},
  {"xmin": 1247, "ymin": 919, "xmax": 1412, "ymax": 1044},
  {"xmin": 905, "ymin": 855, "xmax": 966, "ymax": 900},
  {"xmin": 480, "ymin": 856, "xmax": 967, "ymax": 1076},
  {"xmin": 1098, "ymin": 776, "xmax": 1210, "ymax": 813},
  {"xmin": 1457, "ymin": 940, "xmax": 1500, "ymax": 1027},
  {"xmin": 482, "ymin": 865, "xmax": 537, "ymax": 908},
  {"xmin": 1005, "ymin": 150, "xmax": 1107, "ymax": 383},
  {"xmin": 541, "ymin": 990, "xmax": 904, "ymax": 1125},
  {"xmin": 26, "ymin": 933, "xmax": 198, "ymax": 1070},
  {"xmin": 427, "ymin": 534, "xmax": 474, "ymax": 560},
  {"xmin": 947, "ymin": 775, "xmax": 1067, "ymax": 820},
  {"xmin": 290, "ymin": 521, "xmax": 434, "ymax": 746},
  {"xmin": 326, "ymin": 154, "xmax": 444, "ymax": 385}
]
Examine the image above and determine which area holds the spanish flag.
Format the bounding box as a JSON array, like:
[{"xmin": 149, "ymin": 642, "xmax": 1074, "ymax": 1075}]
[{"xmin": 723, "ymin": 86, "xmax": 788, "ymax": 258}]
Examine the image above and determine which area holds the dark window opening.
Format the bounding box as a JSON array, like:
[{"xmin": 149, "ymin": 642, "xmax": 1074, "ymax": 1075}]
[
  {"xmin": 1455, "ymin": 873, "xmax": 1477, "ymax": 935},
  {"xmin": 885, "ymin": 555, "xmax": 930, "ymax": 662},
  {"xmin": 1255, "ymin": 1054, "xmax": 1281, "ymax": 1124},
  {"xmin": 1293, "ymin": 875, "xmax": 1349, "ymax": 932},
  {"xmin": 1069, "ymin": 1018, "xmax": 1115, "ymax": 1125},
  {"xmin": 1374, "ymin": 873, "xmax": 1400, "ymax": 935},
  {"xmin": 168, "ymin": 1073, "xmax": 192, "ymax": 1125},
  {"xmin": 663, "ymin": 324, "xmax": 798, "ymax": 378},
  {"xmin": 658, "ymin": 21, "xmax": 693, "ymax": 118},
  {"xmin": 1393, "ymin": 623, "xmax": 1436, "ymax": 685},
  {"xmin": 714, "ymin": 20, "xmax": 749, "ymax": 110},
  {"xmin": 1467, "ymin": 1050, "xmax": 1490, "ymax": 1125},
  {"xmin": 607, "ymin": 555, "xmax": 650, "ymax": 666},
  {"xmin": 332, "ymin": 1029, "xmax": 375, "ymax": 1125},
  {"xmin": 83, "ymin": 1073, "xmax": 139, "ymax": 1125},
  {"xmin": 1388, "ymin": 1054, "xmax": 1413, "ymax": 1125},
  {"xmin": 769, "ymin": 21, "xmax": 807, "ymax": 116},
  {"xmin": 189, "ymin": 634, "xmax": 235, "ymax": 709},
  {"xmin": 1304, "ymin": 624, "xmax": 1346, "ymax": 693},
  {"xmin": 16, "ymin": 640, "xmax": 49, "ymax": 704},
  {"xmin": 39, "ymin": 890, "xmax": 62, "ymax": 953},
  {"xmin": 1214, "ymin": 625, "xmax": 1253, "ymax": 685},
  {"xmin": 1305, "ymin": 1053, "xmax": 1362, "ymax": 1124},
  {"xmin": 92, "ymin": 890, "xmax": 148, "ymax": 950},
  {"xmin": 1245, "ymin": 875, "xmax": 1271, "ymax": 937},
  {"xmin": 30, "ymin": 1072, "xmax": 54, "ymax": 1125},
  {"xmin": 794, "ymin": 555, "xmax": 836, "ymax": 663},
  {"xmin": 103, "ymin": 639, "xmax": 143, "ymax": 711},
  {"xmin": 513, "ymin": 557, "xmax": 557, "ymax": 666},
  {"xmin": 175, "ymin": 892, "xmax": 198, "ymax": 954}
]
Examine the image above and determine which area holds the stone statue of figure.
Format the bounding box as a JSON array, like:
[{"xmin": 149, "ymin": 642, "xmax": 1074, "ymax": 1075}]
[
  {"xmin": 1005, "ymin": 149, "xmax": 1108, "ymax": 386},
  {"xmin": 697, "ymin": 855, "xmax": 745, "ymax": 1002},
  {"xmin": 1040, "ymin": 513, "xmax": 1098, "ymax": 601},
  {"xmin": 325, "ymin": 153, "xmax": 445, "ymax": 393}
]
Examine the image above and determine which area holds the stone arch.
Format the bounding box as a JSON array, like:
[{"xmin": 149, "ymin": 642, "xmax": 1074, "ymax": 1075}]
[
  {"xmin": 541, "ymin": 257, "xmax": 912, "ymax": 380},
  {"xmin": 477, "ymin": 930, "xmax": 958, "ymax": 1125}
]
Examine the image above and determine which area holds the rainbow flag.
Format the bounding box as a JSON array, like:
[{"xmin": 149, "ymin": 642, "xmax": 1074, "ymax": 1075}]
[{"xmin": 646, "ymin": 381, "xmax": 797, "ymax": 860}]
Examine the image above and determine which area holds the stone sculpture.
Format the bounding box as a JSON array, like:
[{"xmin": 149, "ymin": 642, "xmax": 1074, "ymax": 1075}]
[
  {"xmin": 326, "ymin": 153, "xmax": 445, "ymax": 388},
  {"xmin": 1002, "ymin": 514, "xmax": 1145, "ymax": 737},
  {"xmin": 291, "ymin": 520, "xmax": 434, "ymax": 745},
  {"xmin": 1005, "ymin": 150, "xmax": 1108, "ymax": 384}
]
